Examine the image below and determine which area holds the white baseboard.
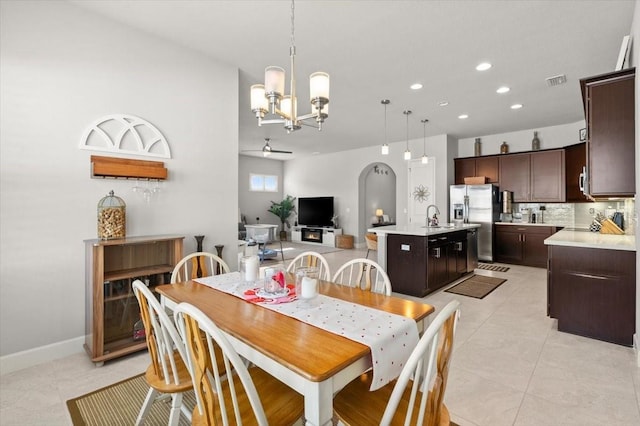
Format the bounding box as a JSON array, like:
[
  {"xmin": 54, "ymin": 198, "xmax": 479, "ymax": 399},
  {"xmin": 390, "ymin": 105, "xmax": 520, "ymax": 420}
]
[
  {"xmin": 635, "ymin": 334, "xmax": 640, "ymax": 367},
  {"xmin": 0, "ymin": 336, "xmax": 84, "ymax": 376}
]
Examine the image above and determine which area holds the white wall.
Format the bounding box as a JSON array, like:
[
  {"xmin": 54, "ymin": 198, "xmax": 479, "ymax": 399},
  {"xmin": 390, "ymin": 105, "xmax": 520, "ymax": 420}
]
[
  {"xmin": 283, "ymin": 134, "xmax": 453, "ymax": 245},
  {"xmin": 238, "ymin": 156, "xmax": 284, "ymax": 226},
  {"xmin": 457, "ymin": 120, "xmax": 586, "ymax": 157},
  {"xmin": 0, "ymin": 1, "xmax": 238, "ymax": 366}
]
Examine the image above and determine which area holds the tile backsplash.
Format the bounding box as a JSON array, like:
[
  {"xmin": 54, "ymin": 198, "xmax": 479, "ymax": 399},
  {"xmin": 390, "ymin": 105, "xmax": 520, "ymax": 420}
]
[{"xmin": 512, "ymin": 199, "xmax": 635, "ymax": 235}]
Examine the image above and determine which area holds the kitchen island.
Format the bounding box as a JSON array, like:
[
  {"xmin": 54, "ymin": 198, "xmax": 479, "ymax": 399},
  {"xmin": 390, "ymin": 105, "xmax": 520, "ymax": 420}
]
[
  {"xmin": 545, "ymin": 228, "xmax": 636, "ymax": 346},
  {"xmin": 369, "ymin": 224, "xmax": 480, "ymax": 297}
]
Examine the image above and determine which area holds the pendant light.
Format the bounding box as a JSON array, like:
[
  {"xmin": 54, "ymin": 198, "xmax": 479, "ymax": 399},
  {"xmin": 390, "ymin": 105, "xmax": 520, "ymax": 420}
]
[
  {"xmin": 381, "ymin": 99, "xmax": 390, "ymax": 155},
  {"xmin": 403, "ymin": 110, "xmax": 412, "ymax": 160},
  {"xmin": 421, "ymin": 118, "xmax": 429, "ymax": 164}
]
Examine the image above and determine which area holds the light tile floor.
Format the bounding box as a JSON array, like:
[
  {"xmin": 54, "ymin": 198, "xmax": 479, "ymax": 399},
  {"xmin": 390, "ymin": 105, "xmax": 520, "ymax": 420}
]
[{"xmin": 1, "ymin": 245, "xmax": 639, "ymax": 425}]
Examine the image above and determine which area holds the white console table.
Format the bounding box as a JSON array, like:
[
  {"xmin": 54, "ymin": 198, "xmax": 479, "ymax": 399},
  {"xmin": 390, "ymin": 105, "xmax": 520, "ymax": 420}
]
[
  {"xmin": 291, "ymin": 226, "xmax": 342, "ymax": 247},
  {"xmin": 245, "ymin": 224, "xmax": 278, "ymax": 242}
]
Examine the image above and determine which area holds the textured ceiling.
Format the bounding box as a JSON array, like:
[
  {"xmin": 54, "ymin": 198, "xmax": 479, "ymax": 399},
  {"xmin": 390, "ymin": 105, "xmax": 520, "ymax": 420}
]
[{"xmin": 70, "ymin": 0, "xmax": 635, "ymax": 159}]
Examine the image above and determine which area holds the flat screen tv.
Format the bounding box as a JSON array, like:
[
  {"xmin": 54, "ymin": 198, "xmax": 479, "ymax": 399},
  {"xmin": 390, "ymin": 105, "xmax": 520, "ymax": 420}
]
[{"xmin": 298, "ymin": 196, "xmax": 334, "ymax": 227}]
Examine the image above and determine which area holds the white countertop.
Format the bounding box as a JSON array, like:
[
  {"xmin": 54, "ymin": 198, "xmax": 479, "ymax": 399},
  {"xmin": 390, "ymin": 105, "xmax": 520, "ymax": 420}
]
[
  {"xmin": 544, "ymin": 229, "xmax": 636, "ymax": 251},
  {"xmin": 368, "ymin": 223, "xmax": 480, "ymax": 237}
]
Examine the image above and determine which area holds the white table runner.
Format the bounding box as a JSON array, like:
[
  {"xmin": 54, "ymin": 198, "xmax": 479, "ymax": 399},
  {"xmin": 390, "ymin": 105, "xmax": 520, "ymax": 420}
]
[{"xmin": 195, "ymin": 273, "xmax": 419, "ymax": 390}]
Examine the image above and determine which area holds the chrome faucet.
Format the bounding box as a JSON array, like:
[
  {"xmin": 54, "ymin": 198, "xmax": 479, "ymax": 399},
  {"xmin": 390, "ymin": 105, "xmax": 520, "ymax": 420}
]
[{"xmin": 426, "ymin": 204, "xmax": 440, "ymax": 227}]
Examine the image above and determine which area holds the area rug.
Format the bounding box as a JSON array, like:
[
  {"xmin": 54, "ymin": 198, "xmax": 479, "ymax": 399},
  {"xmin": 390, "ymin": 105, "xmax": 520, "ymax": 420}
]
[
  {"xmin": 445, "ymin": 274, "xmax": 507, "ymax": 299},
  {"xmin": 66, "ymin": 374, "xmax": 195, "ymax": 426},
  {"xmin": 477, "ymin": 262, "xmax": 510, "ymax": 272}
]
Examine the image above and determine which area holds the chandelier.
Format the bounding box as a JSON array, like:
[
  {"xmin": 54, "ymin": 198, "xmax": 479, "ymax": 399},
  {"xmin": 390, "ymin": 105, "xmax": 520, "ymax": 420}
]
[{"xmin": 250, "ymin": 0, "xmax": 329, "ymax": 133}]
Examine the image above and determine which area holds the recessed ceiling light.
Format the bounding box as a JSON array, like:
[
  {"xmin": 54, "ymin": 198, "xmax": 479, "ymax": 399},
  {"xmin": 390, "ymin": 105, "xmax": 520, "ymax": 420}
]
[
  {"xmin": 475, "ymin": 62, "xmax": 492, "ymax": 71},
  {"xmin": 438, "ymin": 101, "xmax": 449, "ymax": 107},
  {"xmin": 410, "ymin": 83, "xmax": 423, "ymax": 90},
  {"xmin": 496, "ymin": 86, "xmax": 510, "ymax": 94},
  {"xmin": 510, "ymin": 104, "xmax": 523, "ymax": 109},
  {"xmin": 458, "ymin": 114, "xmax": 469, "ymax": 119},
  {"xmin": 312, "ymin": 151, "xmax": 320, "ymax": 155}
]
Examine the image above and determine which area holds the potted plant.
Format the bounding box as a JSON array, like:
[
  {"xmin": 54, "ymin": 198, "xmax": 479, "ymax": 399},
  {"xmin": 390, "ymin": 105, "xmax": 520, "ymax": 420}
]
[{"xmin": 268, "ymin": 195, "xmax": 296, "ymax": 241}]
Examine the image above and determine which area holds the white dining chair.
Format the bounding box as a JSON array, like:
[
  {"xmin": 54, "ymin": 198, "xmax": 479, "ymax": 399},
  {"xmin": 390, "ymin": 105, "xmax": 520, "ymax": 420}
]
[
  {"xmin": 285, "ymin": 251, "xmax": 331, "ymax": 280},
  {"xmin": 170, "ymin": 252, "xmax": 230, "ymax": 283},
  {"xmin": 332, "ymin": 258, "xmax": 392, "ymax": 295},
  {"xmin": 333, "ymin": 300, "xmax": 461, "ymax": 426},
  {"xmin": 173, "ymin": 302, "xmax": 304, "ymax": 426},
  {"xmin": 132, "ymin": 280, "xmax": 193, "ymax": 426}
]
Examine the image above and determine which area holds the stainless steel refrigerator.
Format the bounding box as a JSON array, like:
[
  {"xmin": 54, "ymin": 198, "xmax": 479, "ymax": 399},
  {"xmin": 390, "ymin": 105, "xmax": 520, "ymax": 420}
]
[{"xmin": 449, "ymin": 184, "xmax": 500, "ymax": 262}]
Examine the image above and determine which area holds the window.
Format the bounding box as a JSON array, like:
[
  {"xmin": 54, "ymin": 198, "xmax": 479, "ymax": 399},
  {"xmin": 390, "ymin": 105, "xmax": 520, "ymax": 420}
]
[{"xmin": 250, "ymin": 174, "xmax": 278, "ymax": 192}]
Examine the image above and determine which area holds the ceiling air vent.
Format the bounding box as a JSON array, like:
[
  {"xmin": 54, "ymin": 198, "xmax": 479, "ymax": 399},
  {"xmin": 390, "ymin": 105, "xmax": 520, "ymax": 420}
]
[{"xmin": 546, "ymin": 74, "xmax": 567, "ymax": 87}]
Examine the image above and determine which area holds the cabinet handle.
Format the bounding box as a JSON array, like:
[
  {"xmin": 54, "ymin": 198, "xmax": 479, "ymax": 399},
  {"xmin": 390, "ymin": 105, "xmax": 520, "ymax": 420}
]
[
  {"xmin": 438, "ymin": 236, "xmax": 448, "ymax": 241},
  {"xmin": 433, "ymin": 248, "xmax": 441, "ymax": 258},
  {"xmin": 455, "ymin": 242, "xmax": 463, "ymax": 251},
  {"xmin": 522, "ymin": 234, "xmax": 526, "ymax": 242},
  {"xmin": 569, "ymin": 272, "xmax": 609, "ymax": 281},
  {"xmin": 579, "ymin": 171, "xmax": 585, "ymax": 192}
]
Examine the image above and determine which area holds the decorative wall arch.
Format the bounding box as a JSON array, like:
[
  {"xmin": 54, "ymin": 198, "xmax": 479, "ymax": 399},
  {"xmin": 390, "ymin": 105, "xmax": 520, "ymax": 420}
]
[{"xmin": 79, "ymin": 114, "xmax": 171, "ymax": 159}]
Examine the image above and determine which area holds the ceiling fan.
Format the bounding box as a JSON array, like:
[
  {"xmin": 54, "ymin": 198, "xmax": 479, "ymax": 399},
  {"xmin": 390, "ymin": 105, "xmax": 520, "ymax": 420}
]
[{"xmin": 242, "ymin": 138, "xmax": 293, "ymax": 157}]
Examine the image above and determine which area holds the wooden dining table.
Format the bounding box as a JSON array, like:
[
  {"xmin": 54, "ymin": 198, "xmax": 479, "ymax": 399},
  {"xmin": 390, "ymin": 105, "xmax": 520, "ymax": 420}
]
[{"xmin": 157, "ymin": 278, "xmax": 434, "ymax": 426}]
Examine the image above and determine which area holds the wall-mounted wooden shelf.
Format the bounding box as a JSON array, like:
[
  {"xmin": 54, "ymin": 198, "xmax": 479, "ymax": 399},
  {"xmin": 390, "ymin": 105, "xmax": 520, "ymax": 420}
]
[{"xmin": 91, "ymin": 155, "xmax": 168, "ymax": 180}]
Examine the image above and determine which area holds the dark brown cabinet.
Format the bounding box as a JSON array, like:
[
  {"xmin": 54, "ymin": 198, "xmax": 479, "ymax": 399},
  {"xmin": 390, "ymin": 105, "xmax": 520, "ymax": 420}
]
[
  {"xmin": 427, "ymin": 236, "xmax": 449, "ymax": 293},
  {"xmin": 494, "ymin": 226, "xmax": 524, "ymax": 263},
  {"xmin": 454, "ymin": 158, "xmax": 476, "ymax": 185},
  {"xmin": 499, "ymin": 153, "xmax": 530, "ymax": 202},
  {"xmin": 548, "ymin": 245, "xmax": 635, "ymax": 346},
  {"xmin": 454, "ymin": 156, "xmax": 499, "ymax": 185},
  {"xmin": 386, "ymin": 234, "xmax": 428, "ymax": 297},
  {"xmin": 494, "ymin": 225, "xmax": 555, "ymax": 268},
  {"xmin": 386, "ymin": 231, "xmax": 469, "ymax": 297},
  {"xmin": 530, "ymin": 150, "xmax": 565, "ymax": 202},
  {"xmin": 565, "ymin": 143, "xmax": 587, "ymax": 202},
  {"xmin": 499, "ymin": 150, "xmax": 565, "ymax": 202},
  {"xmin": 581, "ymin": 68, "xmax": 635, "ymax": 198}
]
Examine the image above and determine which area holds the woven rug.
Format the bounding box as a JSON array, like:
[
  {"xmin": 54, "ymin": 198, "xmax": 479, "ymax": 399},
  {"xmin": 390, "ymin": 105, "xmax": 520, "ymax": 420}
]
[
  {"xmin": 477, "ymin": 263, "xmax": 510, "ymax": 272},
  {"xmin": 445, "ymin": 274, "xmax": 507, "ymax": 299},
  {"xmin": 66, "ymin": 374, "xmax": 196, "ymax": 426}
]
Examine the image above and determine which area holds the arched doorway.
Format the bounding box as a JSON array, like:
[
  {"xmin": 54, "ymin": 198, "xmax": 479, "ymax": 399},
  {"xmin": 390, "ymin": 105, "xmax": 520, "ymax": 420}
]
[{"xmin": 358, "ymin": 162, "xmax": 397, "ymax": 243}]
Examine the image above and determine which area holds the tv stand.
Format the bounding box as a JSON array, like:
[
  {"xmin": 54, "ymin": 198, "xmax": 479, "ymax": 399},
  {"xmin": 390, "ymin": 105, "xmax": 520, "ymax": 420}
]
[{"xmin": 291, "ymin": 226, "xmax": 342, "ymax": 247}]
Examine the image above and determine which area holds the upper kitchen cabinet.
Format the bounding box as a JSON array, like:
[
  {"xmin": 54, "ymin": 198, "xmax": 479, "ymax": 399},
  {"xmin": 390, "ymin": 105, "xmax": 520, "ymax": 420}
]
[
  {"xmin": 530, "ymin": 149, "xmax": 565, "ymax": 202},
  {"xmin": 580, "ymin": 68, "xmax": 635, "ymax": 198},
  {"xmin": 499, "ymin": 150, "xmax": 565, "ymax": 202},
  {"xmin": 565, "ymin": 143, "xmax": 588, "ymax": 202},
  {"xmin": 454, "ymin": 156, "xmax": 499, "ymax": 185},
  {"xmin": 499, "ymin": 153, "xmax": 530, "ymax": 202}
]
